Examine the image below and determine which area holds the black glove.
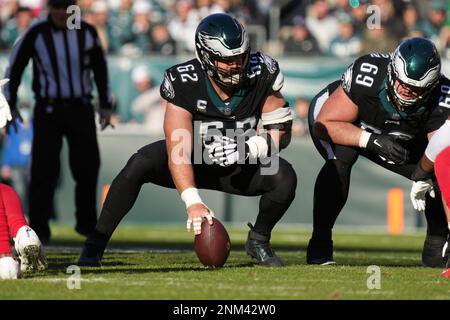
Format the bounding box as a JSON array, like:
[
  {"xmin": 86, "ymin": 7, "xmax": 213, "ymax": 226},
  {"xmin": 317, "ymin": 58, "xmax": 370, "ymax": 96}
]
[
  {"xmin": 366, "ymin": 134, "xmax": 410, "ymax": 165},
  {"xmin": 99, "ymin": 108, "xmax": 114, "ymax": 131},
  {"xmin": 5, "ymin": 108, "xmax": 23, "ymax": 135}
]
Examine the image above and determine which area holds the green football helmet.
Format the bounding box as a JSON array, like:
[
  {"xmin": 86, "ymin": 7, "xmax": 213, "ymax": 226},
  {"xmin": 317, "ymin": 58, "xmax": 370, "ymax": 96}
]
[
  {"xmin": 387, "ymin": 37, "xmax": 441, "ymax": 112},
  {"xmin": 195, "ymin": 13, "xmax": 250, "ymax": 88}
]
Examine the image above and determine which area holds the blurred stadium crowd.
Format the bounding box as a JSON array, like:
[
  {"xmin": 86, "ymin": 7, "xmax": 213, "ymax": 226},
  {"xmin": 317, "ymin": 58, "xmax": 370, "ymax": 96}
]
[
  {"xmin": 0, "ymin": 0, "xmax": 449, "ymax": 58},
  {"xmin": 1, "ymin": 0, "xmax": 450, "ymax": 139}
]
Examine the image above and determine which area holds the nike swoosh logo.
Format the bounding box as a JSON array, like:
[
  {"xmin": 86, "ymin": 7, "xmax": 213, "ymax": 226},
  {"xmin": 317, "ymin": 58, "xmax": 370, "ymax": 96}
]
[
  {"xmin": 169, "ymin": 73, "xmax": 176, "ymax": 81},
  {"xmin": 374, "ymin": 139, "xmax": 382, "ymax": 148}
]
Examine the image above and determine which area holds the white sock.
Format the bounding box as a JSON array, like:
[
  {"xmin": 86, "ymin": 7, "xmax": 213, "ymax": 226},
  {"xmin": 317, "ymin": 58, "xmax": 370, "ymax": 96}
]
[{"xmin": 448, "ymin": 222, "xmax": 450, "ymax": 232}]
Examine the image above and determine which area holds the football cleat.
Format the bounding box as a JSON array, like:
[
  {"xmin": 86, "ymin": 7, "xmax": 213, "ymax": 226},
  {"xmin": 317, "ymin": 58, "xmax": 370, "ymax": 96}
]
[
  {"xmin": 306, "ymin": 238, "xmax": 336, "ymax": 265},
  {"xmin": 422, "ymin": 235, "xmax": 447, "ymax": 268},
  {"xmin": 14, "ymin": 226, "xmax": 48, "ymax": 273},
  {"xmin": 77, "ymin": 245, "xmax": 102, "ymax": 267},
  {"xmin": 245, "ymin": 223, "xmax": 284, "ymax": 267}
]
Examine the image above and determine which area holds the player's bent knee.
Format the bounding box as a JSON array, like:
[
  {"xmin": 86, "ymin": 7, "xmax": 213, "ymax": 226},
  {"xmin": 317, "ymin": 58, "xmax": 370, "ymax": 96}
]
[
  {"xmin": 120, "ymin": 153, "xmax": 154, "ymax": 183},
  {"xmin": 328, "ymin": 159, "xmax": 353, "ymax": 177}
]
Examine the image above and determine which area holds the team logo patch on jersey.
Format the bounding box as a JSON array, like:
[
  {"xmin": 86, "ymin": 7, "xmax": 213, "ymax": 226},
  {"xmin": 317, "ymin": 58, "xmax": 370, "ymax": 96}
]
[
  {"xmin": 341, "ymin": 63, "xmax": 353, "ymax": 93},
  {"xmin": 260, "ymin": 53, "xmax": 277, "ymax": 74},
  {"xmin": 162, "ymin": 73, "xmax": 175, "ymax": 99}
]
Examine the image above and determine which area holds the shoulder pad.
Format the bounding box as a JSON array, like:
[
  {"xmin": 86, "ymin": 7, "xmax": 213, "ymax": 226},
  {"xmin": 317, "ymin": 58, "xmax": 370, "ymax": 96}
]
[
  {"xmin": 256, "ymin": 52, "xmax": 280, "ymax": 75},
  {"xmin": 272, "ymin": 71, "xmax": 284, "ymax": 91}
]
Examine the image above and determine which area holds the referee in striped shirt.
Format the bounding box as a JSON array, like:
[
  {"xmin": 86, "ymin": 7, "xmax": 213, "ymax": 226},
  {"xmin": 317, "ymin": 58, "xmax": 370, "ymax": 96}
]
[{"xmin": 3, "ymin": 0, "xmax": 113, "ymax": 244}]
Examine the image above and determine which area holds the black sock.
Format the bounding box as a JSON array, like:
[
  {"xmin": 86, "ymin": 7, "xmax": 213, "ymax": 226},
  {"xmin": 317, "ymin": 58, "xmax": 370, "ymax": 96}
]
[
  {"xmin": 424, "ymin": 189, "xmax": 449, "ymax": 238},
  {"xmin": 312, "ymin": 160, "xmax": 352, "ymax": 237},
  {"xmin": 253, "ymin": 197, "xmax": 294, "ymax": 237}
]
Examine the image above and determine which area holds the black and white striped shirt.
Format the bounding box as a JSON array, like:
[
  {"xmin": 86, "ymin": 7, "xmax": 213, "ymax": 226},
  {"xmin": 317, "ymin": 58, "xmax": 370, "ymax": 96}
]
[{"xmin": 4, "ymin": 16, "xmax": 112, "ymax": 110}]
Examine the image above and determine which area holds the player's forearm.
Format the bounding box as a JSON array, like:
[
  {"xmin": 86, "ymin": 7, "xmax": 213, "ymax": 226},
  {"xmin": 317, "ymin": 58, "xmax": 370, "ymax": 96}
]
[
  {"xmin": 163, "ymin": 101, "xmax": 195, "ymax": 193},
  {"xmin": 313, "ymin": 120, "xmax": 362, "ymax": 146},
  {"xmin": 420, "ymin": 155, "xmax": 435, "ymax": 173},
  {"xmin": 267, "ymin": 130, "xmax": 281, "ymax": 150},
  {"xmin": 166, "ymin": 132, "xmax": 195, "ymax": 193},
  {"xmin": 168, "ymin": 160, "xmax": 204, "ymax": 209},
  {"xmin": 266, "ymin": 129, "xmax": 291, "ymax": 153},
  {"xmin": 168, "ymin": 161, "xmax": 196, "ymax": 193}
]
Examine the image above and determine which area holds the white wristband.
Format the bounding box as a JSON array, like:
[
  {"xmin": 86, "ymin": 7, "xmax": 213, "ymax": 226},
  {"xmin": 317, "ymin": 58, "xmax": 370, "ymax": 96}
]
[
  {"xmin": 358, "ymin": 130, "xmax": 372, "ymax": 148},
  {"xmin": 180, "ymin": 187, "xmax": 203, "ymax": 208}
]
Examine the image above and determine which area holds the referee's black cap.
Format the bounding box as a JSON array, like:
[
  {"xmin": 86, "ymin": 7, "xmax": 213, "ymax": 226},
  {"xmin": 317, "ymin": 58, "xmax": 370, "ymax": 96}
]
[{"xmin": 48, "ymin": 0, "xmax": 77, "ymax": 6}]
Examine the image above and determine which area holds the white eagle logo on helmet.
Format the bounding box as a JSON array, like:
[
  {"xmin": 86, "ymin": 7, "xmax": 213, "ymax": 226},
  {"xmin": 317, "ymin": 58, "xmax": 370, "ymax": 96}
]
[
  {"xmin": 197, "ymin": 30, "xmax": 249, "ymax": 57},
  {"xmin": 392, "ymin": 48, "xmax": 441, "ymax": 88}
]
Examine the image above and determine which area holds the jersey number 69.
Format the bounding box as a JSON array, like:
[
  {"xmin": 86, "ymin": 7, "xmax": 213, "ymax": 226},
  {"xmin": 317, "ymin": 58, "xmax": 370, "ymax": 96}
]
[{"xmin": 355, "ymin": 62, "xmax": 378, "ymax": 88}]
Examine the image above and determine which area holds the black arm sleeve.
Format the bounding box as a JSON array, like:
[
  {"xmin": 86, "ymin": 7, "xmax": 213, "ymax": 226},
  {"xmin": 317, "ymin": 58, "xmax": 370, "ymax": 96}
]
[
  {"xmin": 3, "ymin": 28, "xmax": 35, "ymax": 109},
  {"xmin": 89, "ymin": 26, "xmax": 112, "ymax": 110}
]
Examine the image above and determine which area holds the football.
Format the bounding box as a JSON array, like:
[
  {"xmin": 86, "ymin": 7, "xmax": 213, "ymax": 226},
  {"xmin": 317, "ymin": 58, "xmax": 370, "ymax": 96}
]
[{"xmin": 194, "ymin": 217, "xmax": 231, "ymax": 268}]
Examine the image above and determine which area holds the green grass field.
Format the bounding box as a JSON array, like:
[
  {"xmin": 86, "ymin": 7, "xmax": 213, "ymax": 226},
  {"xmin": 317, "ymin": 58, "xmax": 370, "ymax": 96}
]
[{"xmin": 1, "ymin": 224, "xmax": 449, "ymax": 300}]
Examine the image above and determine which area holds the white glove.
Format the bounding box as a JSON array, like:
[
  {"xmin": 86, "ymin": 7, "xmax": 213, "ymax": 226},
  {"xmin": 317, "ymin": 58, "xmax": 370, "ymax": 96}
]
[
  {"xmin": 0, "ymin": 256, "xmax": 20, "ymax": 280},
  {"xmin": 206, "ymin": 136, "xmax": 245, "ymax": 167},
  {"xmin": 410, "ymin": 179, "xmax": 435, "ymax": 213},
  {"xmin": 0, "ymin": 79, "xmax": 12, "ymax": 129}
]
